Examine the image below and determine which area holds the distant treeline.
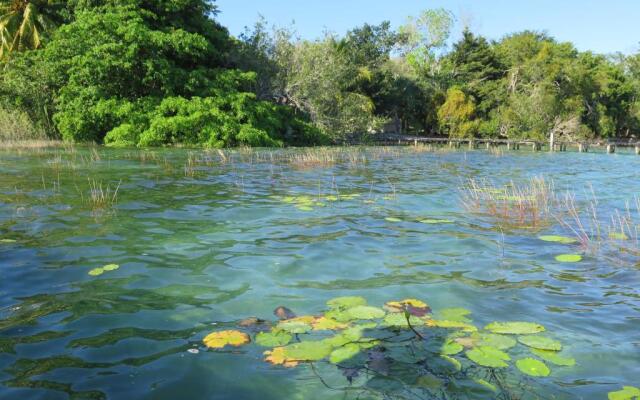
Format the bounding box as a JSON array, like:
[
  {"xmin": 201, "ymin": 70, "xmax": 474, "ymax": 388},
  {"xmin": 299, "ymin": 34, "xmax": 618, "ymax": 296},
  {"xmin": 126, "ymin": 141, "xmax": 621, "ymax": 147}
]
[{"xmin": 1, "ymin": 1, "xmax": 639, "ymax": 146}]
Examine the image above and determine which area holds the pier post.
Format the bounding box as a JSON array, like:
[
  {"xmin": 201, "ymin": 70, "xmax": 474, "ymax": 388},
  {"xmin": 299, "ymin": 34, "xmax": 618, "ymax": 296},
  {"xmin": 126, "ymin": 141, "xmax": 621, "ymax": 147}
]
[
  {"xmin": 636, "ymin": 145, "xmax": 640, "ymax": 155},
  {"xmin": 486, "ymin": 142, "xmax": 491, "ymax": 150},
  {"xmin": 507, "ymin": 142, "xmax": 512, "ymax": 150},
  {"xmin": 414, "ymin": 139, "xmax": 418, "ymax": 147},
  {"xmin": 606, "ymin": 144, "xmax": 615, "ymax": 154},
  {"xmin": 468, "ymin": 140, "xmax": 475, "ymax": 150}
]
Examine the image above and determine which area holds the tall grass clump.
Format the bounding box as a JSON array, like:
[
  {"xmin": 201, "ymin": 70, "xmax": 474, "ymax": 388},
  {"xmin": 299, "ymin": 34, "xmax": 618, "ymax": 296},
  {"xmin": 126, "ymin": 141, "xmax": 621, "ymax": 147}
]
[
  {"xmin": 0, "ymin": 106, "xmax": 47, "ymax": 142},
  {"xmin": 461, "ymin": 177, "xmax": 557, "ymax": 230}
]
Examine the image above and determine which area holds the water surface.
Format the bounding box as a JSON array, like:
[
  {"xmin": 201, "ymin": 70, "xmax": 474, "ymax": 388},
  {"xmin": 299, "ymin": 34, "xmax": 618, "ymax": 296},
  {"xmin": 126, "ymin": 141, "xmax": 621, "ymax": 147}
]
[{"xmin": 0, "ymin": 146, "xmax": 639, "ymax": 399}]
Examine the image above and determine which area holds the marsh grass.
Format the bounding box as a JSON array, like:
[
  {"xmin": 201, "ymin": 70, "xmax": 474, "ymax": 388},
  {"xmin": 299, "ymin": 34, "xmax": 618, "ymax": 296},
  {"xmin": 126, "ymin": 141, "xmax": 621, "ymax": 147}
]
[
  {"xmin": 461, "ymin": 177, "xmax": 557, "ymax": 230},
  {"xmin": 558, "ymin": 191, "xmax": 640, "ymax": 259},
  {"xmin": 77, "ymin": 178, "xmax": 121, "ymax": 212}
]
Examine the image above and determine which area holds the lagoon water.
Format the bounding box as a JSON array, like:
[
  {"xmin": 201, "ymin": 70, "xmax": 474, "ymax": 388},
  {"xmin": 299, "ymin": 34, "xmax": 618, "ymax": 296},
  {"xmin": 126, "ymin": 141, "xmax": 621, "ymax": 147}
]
[{"xmin": 0, "ymin": 147, "xmax": 639, "ymax": 399}]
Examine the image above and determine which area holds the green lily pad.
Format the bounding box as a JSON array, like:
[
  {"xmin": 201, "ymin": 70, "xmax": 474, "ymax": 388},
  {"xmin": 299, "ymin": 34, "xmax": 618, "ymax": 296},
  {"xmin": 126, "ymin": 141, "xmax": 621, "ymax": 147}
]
[
  {"xmin": 485, "ymin": 321, "xmax": 545, "ymax": 335},
  {"xmin": 296, "ymin": 206, "xmax": 314, "ymax": 211},
  {"xmin": 539, "ymin": 235, "xmax": 577, "ymax": 244},
  {"xmin": 282, "ymin": 340, "xmax": 333, "ymax": 361},
  {"xmin": 102, "ymin": 264, "xmax": 119, "ymax": 271},
  {"xmin": 0, "ymin": 238, "xmax": 17, "ymax": 243},
  {"xmin": 329, "ymin": 343, "xmax": 361, "ymax": 364},
  {"xmin": 478, "ymin": 333, "xmax": 517, "ymax": 350},
  {"xmin": 608, "ymin": 386, "xmax": 640, "ymax": 400},
  {"xmin": 327, "ymin": 296, "xmax": 367, "ymax": 309},
  {"xmin": 431, "ymin": 320, "xmax": 478, "ymax": 332},
  {"xmin": 420, "ymin": 219, "xmax": 453, "ymax": 224},
  {"xmin": 277, "ymin": 320, "xmax": 312, "ymax": 334},
  {"xmin": 609, "ymin": 232, "xmax": 629, "ymax": 240},
  {"xmin": 518, "ymin": 335, "xmax": 562, "ymax": 351},
  {"xmin": 381, "ymin": 313, "xmax": 424, "ymax": 328},
  {"xmin": 440, "ymin": 340, "xmax": 464, "ymax": 355},
  {"xmin": 439, "ymin": 355, "xmax": 462, "ymax": 372},
  {"xmin": 385, "ymin": 217, "xmax": 402, "ymax": 222},
  {"xmin": 416, "ymin": 374, "xmax": 443, "ymax": 389},
  {"xmin": 344, "ymin": 306, "xmax": 385, "ymax": 320},
  {"xmin": 555, "ymin": 254, "xmax": 582, "ymax": 263},
  {"xmin": 255, "ymin": 330, "xmax": 292, "ymax": 347},
  {"xmin": 438, "ymin": 308, "xmax": 472, "ymax": 323},
  {"xmin": 88, "ymin": 268, "xmax": 105, "ymax": 276},
  {"xmin": 474, "ymin": 378, "xmax": 497, "ymax": 392},
  {"xmin": 466, "ymin": 346, "xmax": 510, "ymax": 368},
  {"xmin": 531, "ymin": 349, "xmax": 576, "ymax": 366},
  {"xmin": 516, "ymin": 357, "xmax": 550, "ymax": 377}
]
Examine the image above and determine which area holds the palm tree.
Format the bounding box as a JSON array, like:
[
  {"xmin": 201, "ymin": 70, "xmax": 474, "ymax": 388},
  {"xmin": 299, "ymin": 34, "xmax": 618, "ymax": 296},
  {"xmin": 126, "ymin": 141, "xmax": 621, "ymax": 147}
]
[{"xmin": 0, "ymin": 0, "xmax": 59, "ymax": 59}]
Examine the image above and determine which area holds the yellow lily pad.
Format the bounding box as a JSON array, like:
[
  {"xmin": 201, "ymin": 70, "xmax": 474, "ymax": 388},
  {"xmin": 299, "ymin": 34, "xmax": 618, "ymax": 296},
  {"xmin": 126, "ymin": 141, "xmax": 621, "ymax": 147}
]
[{"xmin": 203, "ymin": 330, "xmax": 250, "ymax": 349}]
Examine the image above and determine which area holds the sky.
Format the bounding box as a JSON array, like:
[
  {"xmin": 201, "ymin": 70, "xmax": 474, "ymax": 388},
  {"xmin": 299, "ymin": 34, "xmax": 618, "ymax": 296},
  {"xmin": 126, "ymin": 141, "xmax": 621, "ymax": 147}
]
[{"xmin": 214, "ymin": 0, "xmax": 639, "ymax": 55}]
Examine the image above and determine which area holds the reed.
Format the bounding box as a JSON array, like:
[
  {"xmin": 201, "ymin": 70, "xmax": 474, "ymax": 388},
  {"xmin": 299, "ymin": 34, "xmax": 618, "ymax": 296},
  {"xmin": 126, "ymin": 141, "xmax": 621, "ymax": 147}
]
[{"xmin": 460, "ymin": 177, "xmax": 556, "ymax": 230}]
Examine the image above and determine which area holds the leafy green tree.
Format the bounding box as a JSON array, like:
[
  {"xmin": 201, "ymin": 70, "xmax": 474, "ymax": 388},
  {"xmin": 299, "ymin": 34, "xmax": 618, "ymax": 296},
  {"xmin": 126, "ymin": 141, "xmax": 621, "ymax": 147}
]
[{"xmin": 438, "ymin": 87, "xmax": 478, "ymax": 138}]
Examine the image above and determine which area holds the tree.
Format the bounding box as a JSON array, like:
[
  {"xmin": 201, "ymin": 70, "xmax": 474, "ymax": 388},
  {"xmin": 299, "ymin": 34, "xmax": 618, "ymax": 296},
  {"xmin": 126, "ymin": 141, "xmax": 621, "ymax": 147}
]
[
  {"xmin": 438, "ymin": 87, "xmax": 477, "ymax": 138},
  {"xmin": 0, "ymin": 0, "xmax": 62, "ymax": 59}
]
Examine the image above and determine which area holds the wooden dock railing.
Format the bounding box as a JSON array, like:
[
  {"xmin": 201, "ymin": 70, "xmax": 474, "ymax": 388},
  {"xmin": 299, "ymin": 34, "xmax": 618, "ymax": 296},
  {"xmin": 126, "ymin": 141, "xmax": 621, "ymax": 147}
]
[{"xmin": 370, "ymin": 135, "xmax": 640, "ymax": 154}]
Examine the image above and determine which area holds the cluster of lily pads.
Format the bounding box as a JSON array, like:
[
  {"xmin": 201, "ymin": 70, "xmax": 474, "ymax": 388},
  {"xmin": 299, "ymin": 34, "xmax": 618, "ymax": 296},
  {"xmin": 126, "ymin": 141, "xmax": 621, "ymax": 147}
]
[
  {"xmin": 278, "ymin": 194, "xmax": 361, "ymax": 211},
  {"xmin": 538, "ymin": 235, "xmax": 583, "ymax": 263},
  {"xmin": 202, "ymin": 297, "xmax": 576, "ymax": 397}
]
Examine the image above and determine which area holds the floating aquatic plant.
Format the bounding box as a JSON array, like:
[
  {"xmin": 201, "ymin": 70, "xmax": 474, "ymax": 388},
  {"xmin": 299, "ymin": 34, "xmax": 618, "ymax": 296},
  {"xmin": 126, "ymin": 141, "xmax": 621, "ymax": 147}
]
[
  {"xmin": 608, "ymin": 386, "xmax": 640, "ymax": 400},
  {"xmin": 516, "ymin": 357, "xmax": 550, "ymax": 377},
  {"xmin": 203, "ymin": 330, "xmax": 250, "ymax": 349},
  {"xmin": 201, "ymin": 297, "xmax": 574, "ymax": 398},
  {"xmin": 87, "ymin": 264, "xmax": 120, "ymax": 276},
  {"xmin": 555, "ymin": 254, "xmax": 582, "ymax": 263},
  {"xmin": 539, "ymin": 235, "xmax": 577, "ymax": 244}
]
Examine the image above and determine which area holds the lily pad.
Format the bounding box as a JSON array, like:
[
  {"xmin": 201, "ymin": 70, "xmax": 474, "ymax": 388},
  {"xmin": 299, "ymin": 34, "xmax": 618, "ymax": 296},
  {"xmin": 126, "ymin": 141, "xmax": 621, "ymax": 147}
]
[
  {"xmin": 385, "ymin": 217, "xmax": 402, "ymax": 222},
  {"xmin": 539, "ymin": 235, "xmax": 577, "ymax": 244},
  {"xmin": 516, "ymin": 357, "xmax": 550, "ymax": 377},
  {"xmin": 466, "ymin": 346, "xmax": 510, "ymax": 368},
  {"xmin": 0, "ymin": 238, "xmax": 17, "ymax": 243},
  {"xmin": 264, "ymin": 347, "xmax": 298, "ymax": 367},
  {"xmin": 382, "ymin": 313, "xmax": 424, "ymax": 328},
  {"xmin": 440, "ymin": 340, "xmax": 464, "ymax": 355},
  {"xmin": 420, "ymin": 219, "xmax": 453, "ymax": 224},
  {"xmin": 88, "ymin": 268, "xmax": 105, "ymax": 276},
  {"xmin": 102, "ymin": 264, "xmax": 119, "ymax": 271},
  {"xmin": 608, "ymin": 232, "xmax": 629, "ymax": 240},
  {"xmin": 531, "ymin": 349, "xmax": 576, "ymax": 366},
  {"xmin": 429, "ymin": 320, "xmax": 478, "ymax": 332},
  {"xmin": 438, "ymin": 307, "xmax": 472, "ymax": 323},
  {"xmin": 416, "ymin": 374, "xmax": 443, "ymax": 389},
  {"xmin": 255, "ymin": 330, "xmax": 292, "ymax": 347},
  {"xmin": 555, "ymin": 254, "xmax": 582, "ymax": 263},
  {"xmin": 327, "ymin": 296, "xmax": 367, "ymax": 309},
  {"xmin": 282, "ymin": 340, "xmax": 333, "ymax": 361},
  {"xmin": 477, "ymin": 333, "xmax": 517, "ymax": 350},
  {"xmin": 518, "ymin": 335, "xmax": 562, "ymax": 351},
  {"xmin": 312, "ymin": 316, "xmax": 348, "ymax": 331},
  {"xmin": 329, "ymin": 343, "xmax": 361, "ymax": 364},
  {"xmin": 439, "ymin": 355, "xmax": 462, "ymax": 372},
  {"xmin": 203, "ymin": 330, "xmax": 250, "ymax": 349},
  {"xmin": 485, "ymin": 321, "xmax": 545, "ymax": 335},
  {"xmin": 608, "ymin": 386, "xmax": 640, "ymax": 400},
  {"xmin": 474, "ymin": 378, "xmax": 497, "ymax": 392},
  {"xmin": 384, "ymin": 299, "xmax": 431, "ymax": 316},
  {"xmin": 277, "ymin": 317, "xmax": 314, "ymax": 334},
  {"xmin": 327, "ymin": 306, "xmax": 385, "ymax": 322}
]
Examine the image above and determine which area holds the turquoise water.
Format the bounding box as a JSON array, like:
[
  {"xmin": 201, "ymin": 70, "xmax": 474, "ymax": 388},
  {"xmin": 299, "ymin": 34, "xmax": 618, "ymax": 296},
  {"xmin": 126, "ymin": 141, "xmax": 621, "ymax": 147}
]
[{"xmin": 0, "ymin": 146, "xmax": 638, "ymax": 399}]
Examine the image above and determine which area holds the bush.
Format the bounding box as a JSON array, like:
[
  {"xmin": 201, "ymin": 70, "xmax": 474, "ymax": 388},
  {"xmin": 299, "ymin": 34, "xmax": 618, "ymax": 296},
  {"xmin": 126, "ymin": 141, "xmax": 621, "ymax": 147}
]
[{"xmin": 0, "ymin": 106, "xmax": 46, "ymax": 141}]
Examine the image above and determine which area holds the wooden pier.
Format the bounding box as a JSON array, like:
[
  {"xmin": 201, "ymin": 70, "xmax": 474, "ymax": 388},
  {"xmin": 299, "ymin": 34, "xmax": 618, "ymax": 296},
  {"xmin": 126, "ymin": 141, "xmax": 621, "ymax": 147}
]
[{"xmin": 371, "ymin": 135, "xmax": 640, "ymax": 154}]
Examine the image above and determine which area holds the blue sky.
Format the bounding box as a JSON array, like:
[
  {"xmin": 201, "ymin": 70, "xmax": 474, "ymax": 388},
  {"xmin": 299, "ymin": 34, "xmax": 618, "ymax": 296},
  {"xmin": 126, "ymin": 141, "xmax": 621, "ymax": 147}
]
[{"xmin": 214, "ymin": 0, "xmax": 639, "ymax": 54}]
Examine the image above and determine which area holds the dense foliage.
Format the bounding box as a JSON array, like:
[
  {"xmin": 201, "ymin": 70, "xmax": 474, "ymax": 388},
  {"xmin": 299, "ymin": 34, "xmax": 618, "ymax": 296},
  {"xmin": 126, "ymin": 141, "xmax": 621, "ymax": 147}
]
[{"xmin": 1, "ymin": 2, "xmax": 639, "ymax": 146}]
